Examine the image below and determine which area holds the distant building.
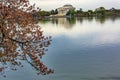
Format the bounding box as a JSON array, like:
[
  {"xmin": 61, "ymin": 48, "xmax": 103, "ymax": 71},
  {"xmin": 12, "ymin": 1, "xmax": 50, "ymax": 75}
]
[{"xmin": 57, "ymin": 4, "xmax": 75, "ymax": 16}]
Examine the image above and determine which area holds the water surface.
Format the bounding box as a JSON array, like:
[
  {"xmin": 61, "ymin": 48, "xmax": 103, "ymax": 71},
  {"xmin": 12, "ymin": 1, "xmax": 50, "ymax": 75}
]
[{"xmin": 2, "ymin": 17, "xmax": 120, "ymax": 80}]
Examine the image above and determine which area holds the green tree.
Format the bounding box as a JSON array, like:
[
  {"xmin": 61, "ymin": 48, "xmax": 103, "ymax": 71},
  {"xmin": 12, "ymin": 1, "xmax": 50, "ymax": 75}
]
[
  {"xmin": 87, "ymin": 10, "xmax": 94, "ymax": 16},
  {"xmin": 95, "ymin": 7, "xmax": 106, "ymax": 16},
  {"xmin": 50, "ymin": 9, "xmax": 58, "ymax": 15},
  {"xmin": 77, "ymin": 8, "xmax": 83, "ymax": 13},
  {"xmin": 66, "ymin": 9, "xmax": 76, "ymax": 16},
  {"xmin": 50, "ymin": 10, "xmax": 55, "ymax": 15},
  {"xmin": 54, "ymin": 9, "xmax": 58, "ymax": 14},
  {"xmin": 38, "ymin": 10, "xmax": 50, "ymax": 16},
  {"xmin": 79, "ymin": 8, "xmax": 83, "ymax": 13}
]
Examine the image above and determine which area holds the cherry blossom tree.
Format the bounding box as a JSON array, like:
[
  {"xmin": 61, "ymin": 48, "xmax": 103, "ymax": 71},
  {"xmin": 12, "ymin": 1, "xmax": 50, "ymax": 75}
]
[{"xmin": 0, "ymin": 0, "xmax": 53, "ymax": 77}]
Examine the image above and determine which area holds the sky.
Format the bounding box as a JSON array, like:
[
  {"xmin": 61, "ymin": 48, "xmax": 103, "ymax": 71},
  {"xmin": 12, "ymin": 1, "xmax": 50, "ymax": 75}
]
[{"xmin": 29, "ymin": 0, "xmax": 120, "ymax": 11}]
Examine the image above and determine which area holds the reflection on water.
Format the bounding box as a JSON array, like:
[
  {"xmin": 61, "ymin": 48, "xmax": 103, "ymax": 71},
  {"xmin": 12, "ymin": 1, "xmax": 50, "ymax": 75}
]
[
  {"xmin": 39, "ymin": 17, "xmax": 120, "ymax": 80},
  {"xmin": 2, "ymin": 17, "xmax": 120, "ymax": 80},
  {"xmin": 40, "ymin": 16, "xmax": 120, "ymax": 26},
  {"xmin": 40, "ymin": 17, "xmax": 120, "ymax": 46},
  {"xmin": 50, "ymin": 17, "xmax": 76, "ymax": 29}
]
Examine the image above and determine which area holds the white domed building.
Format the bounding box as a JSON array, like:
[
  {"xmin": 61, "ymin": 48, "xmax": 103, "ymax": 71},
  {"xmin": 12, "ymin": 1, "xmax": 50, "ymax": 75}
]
[{"xmin": 57, "ymin": 4, "xmax": 75, "ymax": 16}]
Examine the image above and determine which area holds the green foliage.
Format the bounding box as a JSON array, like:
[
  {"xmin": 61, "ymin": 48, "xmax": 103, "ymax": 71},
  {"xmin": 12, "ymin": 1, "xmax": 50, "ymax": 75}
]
[
  {"xmin": 87, "ymin": 10, "xmax": 94, "ymax": 16},
  {"xmin": 77, "ymin": 8, "xmax": 83, "ymax": 13},
  {"xmin": 88, "ymin": 10, "xmax": 93, "ymax": 13},
  {"xmin": 66, "ymin": 10, "xmax": 76, "ymax": 16},
  {"xmin": 38, "ymin": 11, "xmax": 50, "ymax": 16},
  {"xmin": 95, "ymin": 7, "xmax": 106, "ymax": 16},
  {"xmin": 50, "ymin": 10, "xmax": 55, "ymax": 15},
  {"xmin": 55, "ymin": 9, "xmax": 58, "ymax": 14},
  {"xmin": 50, "ymin": 9, "xmax": 58, "ymax": 15}
]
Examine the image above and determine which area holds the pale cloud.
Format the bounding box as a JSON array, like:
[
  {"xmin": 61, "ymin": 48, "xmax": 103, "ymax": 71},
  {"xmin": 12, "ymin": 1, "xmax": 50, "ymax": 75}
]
[{"xmin": 29, "ymin": 0, "xmax": 120, "ymax": 11}]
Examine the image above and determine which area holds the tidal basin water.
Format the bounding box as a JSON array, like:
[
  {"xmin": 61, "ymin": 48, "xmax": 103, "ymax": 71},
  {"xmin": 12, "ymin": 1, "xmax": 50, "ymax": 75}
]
[{"xmin": 2, "ymin": 17, "xmax": 120, "ymax": 80}]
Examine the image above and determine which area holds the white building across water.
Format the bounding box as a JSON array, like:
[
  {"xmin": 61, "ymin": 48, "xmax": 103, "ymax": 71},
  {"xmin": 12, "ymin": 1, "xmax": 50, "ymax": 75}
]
[{"xmin": 57, "ymin": 4, "xmax": 75, "ymax": 16}]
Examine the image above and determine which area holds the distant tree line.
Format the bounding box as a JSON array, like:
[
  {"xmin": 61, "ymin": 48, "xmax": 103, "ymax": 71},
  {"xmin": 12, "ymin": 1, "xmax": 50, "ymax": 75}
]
[
  {"xmin": 33, "ymin": 7, "xmax": 120, "ymax": 19},
  {"xmin": 75, "ymin": 7, "xmax": 120, "ymax": 17}
]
